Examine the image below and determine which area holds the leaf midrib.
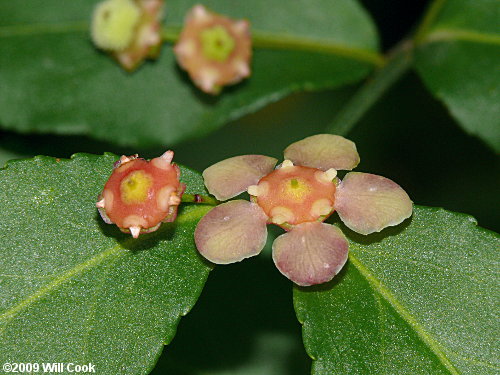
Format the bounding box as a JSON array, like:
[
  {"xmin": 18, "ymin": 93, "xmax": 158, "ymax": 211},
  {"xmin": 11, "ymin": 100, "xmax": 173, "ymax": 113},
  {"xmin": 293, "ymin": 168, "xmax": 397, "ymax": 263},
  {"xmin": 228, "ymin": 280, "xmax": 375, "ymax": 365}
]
[
  {"xmin": 0, "ymin": 20, "xmax": 383, "ymax": 66},
  {"xmin": 348, "ymin": 251, "xmax": 460, "ymax": 375}
]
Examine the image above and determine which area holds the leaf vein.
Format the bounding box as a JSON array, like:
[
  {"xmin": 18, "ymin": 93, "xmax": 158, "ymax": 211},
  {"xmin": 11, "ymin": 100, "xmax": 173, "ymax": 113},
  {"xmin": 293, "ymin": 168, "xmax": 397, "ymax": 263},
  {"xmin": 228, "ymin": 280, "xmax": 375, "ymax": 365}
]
[
  {"xmin": 0, "ymin": 242, "xmax": 128, "ymax": 333},
  {"xmin": 348, "ymin": 253, "xmax": 460, "ymax": 375}
]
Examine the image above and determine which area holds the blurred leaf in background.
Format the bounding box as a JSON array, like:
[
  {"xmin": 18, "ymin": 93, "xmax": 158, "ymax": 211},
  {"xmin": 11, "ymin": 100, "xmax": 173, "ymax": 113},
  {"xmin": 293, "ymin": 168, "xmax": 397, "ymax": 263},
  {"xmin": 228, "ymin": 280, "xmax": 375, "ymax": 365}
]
[
  {"xmin": 414, "ymin": 0, "xmax": 500, "ymax": 151},
  {"xmin": 0, "ymin": 0, "xmax": 379, "ymax": 147}
]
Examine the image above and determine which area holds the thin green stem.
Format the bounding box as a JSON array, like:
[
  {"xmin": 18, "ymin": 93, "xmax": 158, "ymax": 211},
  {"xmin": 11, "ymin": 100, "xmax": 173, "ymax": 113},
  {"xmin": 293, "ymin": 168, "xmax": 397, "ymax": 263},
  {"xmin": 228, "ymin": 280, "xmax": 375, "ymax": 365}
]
[
  {"xmin": 325, "ymin": 40, "xmax": 413, "ymax": 136},
  {"xmin": 181, "ymin": 193, "xmax": 219, "ymax": 206},
  {"xmin": 414, "ymin": 0, "xmax": 448, "ymax": 45},
  {"xmin": 162, "ymin": 26, "xmax": 385, "ymax": 67},
  {"xmin": 423, "ymin": 28, "xmax": 500, "ymax": 46},
  {"xmin": 161, "ymin": 26, "xmax": 180, "ymax": 43}
]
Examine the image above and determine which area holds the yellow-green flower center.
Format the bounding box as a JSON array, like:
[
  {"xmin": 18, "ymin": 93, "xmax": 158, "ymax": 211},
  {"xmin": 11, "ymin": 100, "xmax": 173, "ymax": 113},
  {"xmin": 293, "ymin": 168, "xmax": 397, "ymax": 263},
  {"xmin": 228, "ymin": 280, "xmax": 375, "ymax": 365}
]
[
  {"xmin": 283, "ymin": 178, "xmax": 312, "ymax": 201},
  {"xmin": 120, "ymin": 170, "xmax": 153, "ymax": 204},
  {"xmin": 200, "ymin": 25, "xmax": 235, "ymax": 62},
  {"xmin": 254, "ymin": 166, "xmax": 337, "ymax": 226}
]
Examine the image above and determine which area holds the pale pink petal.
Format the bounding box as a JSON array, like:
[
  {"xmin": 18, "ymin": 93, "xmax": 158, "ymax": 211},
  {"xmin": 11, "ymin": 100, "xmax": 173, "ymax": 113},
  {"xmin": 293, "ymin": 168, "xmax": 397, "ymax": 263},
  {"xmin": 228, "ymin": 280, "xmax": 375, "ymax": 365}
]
[
  {"xmin": 194, "ymin": 200, "xmax": 268, "ymax": 264},
  {"xmin": 272, "ymin": 222, "xmax": 348, "ymax": 286},
  {"xmin": 203, "ymin": 155, "xmax": 278, "ymax": 200},
  {"xmin": 335, "ymin": 172, "xmax": 413, "ymax": 235},
  {"xmin": 284, "ymin": 134, "xmax": 360, "ymax": 171}
]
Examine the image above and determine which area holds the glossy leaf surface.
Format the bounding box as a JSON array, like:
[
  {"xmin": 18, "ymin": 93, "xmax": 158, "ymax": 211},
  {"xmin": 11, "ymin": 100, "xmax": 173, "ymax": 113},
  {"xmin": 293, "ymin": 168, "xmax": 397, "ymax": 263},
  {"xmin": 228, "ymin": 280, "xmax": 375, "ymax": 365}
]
[
  {"xmin": 0, "ymin": 154, "xmax": 212, "ymax": 374},
  {"xmin": 415, "ymin": 0, "xmax": 500, "ymax": 151},
  {"xmin": 295, "ymin": 206, "xmax": 498, "ymax": 374},
  {"xmin": 0, "ymin": 0, "xmax": 379, "ymax": 147}
]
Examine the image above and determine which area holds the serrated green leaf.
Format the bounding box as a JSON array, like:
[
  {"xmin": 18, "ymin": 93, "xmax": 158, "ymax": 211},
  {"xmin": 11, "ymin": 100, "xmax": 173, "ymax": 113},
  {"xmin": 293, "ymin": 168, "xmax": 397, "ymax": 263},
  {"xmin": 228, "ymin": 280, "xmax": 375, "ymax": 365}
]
[
  {"xmin": 0, "ymin": 0, "xmax": 379, "ymax": 147},
  {"xmin": 0, "ymin": 153, "xmax": 212, "ymax": 375},
  {"xmin": 294, "ymin": 206, "xmax": 499, "ymax": 374},
  {"xmin": 414, "ymin": 0, "xmax": 500, "ymax": 151}
]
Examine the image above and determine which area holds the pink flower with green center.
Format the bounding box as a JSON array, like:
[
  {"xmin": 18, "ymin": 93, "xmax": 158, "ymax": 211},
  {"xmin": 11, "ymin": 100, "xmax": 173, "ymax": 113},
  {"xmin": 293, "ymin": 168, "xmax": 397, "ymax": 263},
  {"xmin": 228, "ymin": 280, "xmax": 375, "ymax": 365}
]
[
  {"xmin": 194, "ymin": 134, "xmax": 413, "ymax": 286},
  {"xmin": 174, "ymin": 5, "xmax": 252, "ymax": 94}
]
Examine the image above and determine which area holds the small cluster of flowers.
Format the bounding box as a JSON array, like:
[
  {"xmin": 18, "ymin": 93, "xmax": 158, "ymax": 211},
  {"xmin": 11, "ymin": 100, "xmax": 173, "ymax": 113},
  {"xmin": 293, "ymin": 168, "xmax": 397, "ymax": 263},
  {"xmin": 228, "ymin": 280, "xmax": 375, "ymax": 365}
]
[
  {"xmin": 98, "ymin": 135, "xmax": 412, "ymax": 286},
  {"xmin": 91, "ymin": 1, "xmax": 251, "ymax": 94}
]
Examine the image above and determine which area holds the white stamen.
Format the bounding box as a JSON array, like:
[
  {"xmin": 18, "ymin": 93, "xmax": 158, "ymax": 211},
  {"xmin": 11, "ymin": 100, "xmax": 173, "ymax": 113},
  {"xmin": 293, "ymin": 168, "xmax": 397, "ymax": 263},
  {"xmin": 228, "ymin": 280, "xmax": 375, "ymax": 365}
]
[
  {"xmin": 325, "ymin": 168, "xmax": 337, "ymax": 180},
  {"xmin": 310, "ymin": 199, "xmax": 333, "ymax": 217},
  {"xmin": 315, "ymin": 168, "xmax": 337, "ymax": 183},
  {"xmin": 281, "ymin": 160, "xmax": 294, "ymax": 169},
  {"xmin": 270, "ymin": 206, "xmax": 294, "ymax": 225},
  {"xmin": 247, "ymin": 185, "xmax": 260, "ymax": 196}
]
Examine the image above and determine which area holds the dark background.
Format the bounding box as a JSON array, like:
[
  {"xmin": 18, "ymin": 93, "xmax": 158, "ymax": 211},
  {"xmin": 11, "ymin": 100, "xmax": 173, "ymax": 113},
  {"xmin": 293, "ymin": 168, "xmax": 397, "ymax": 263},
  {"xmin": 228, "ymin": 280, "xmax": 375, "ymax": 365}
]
[{"xmin": 1, "ymin": 1, "xmax": 497, "ymax": 373}]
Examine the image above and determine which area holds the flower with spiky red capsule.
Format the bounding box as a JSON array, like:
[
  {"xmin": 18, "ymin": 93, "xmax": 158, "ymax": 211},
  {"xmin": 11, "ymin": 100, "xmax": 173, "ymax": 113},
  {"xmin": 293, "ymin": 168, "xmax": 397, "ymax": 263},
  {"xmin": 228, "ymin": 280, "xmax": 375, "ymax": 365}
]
[
  {"xmin": 174, "ymin": 4, "xmax": 252, "ymax": 94},
  {"xmin": 97, "ymin": 150, "xmax": 185, "ymax": 238},
  {"xmin": 194, "ymin": 135, "xmax": 413, "ymax": 286},
  {"xmin": 91, "ymin": 0, "xmax": 164, "ymax": 71}
]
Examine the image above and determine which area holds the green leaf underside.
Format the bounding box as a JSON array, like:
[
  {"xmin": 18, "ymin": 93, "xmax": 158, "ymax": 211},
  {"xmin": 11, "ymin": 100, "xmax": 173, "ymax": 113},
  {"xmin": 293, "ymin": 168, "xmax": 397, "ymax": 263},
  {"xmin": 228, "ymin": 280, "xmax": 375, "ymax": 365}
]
[
  {"xmin": 0, "ymin": 0, "xmax": 379, "ymax": 147},
  {"xmin": 414, "ymin": 0, "xmax": 500, "ymax": 151},
  {"xmin": 294, "ymin": 206, "xmax": 499, "ymax": 374},
  {"xmin": 0, "ymin": 154, "xmax": 212, "ymax": 375}
]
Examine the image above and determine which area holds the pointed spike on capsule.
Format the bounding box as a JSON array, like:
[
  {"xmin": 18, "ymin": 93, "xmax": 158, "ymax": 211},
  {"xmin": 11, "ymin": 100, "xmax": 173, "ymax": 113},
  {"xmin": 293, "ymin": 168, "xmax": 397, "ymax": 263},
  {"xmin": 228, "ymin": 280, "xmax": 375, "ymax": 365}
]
[
  {"xmin": 96, "ymin": 198, "xmax": 105, "ymax": 208},
  {"xmin": 130, "ymin": 226, "xmax": 141, "ymax": 238},
  {"xmin": 174, "ymin": 40, "xmax": 196, "ymax": 58},
  {"xmin": 120, "ymin": 155, "xmax": 131, "ymax": 164},
  {"xmin": 160, "ymin": 150, "xmax": 174, "ymax": 163},
  {"xmin": 192, "ymin": 4, "xmax": 210, "ymax": 20},
  {"xmin": 234, "ymin": 20, "xmax": 250, "ymax": 35},
  {"xmin": 234, "ymin": 59, "xmax": 250, "ymax": 77},
  {"xmin": 169, "ymin": 195, "xmax": 181, "ymax": 205},
  {"xmin": 198, "ymin": 69, "xmax": 220, "ymax": 94}
]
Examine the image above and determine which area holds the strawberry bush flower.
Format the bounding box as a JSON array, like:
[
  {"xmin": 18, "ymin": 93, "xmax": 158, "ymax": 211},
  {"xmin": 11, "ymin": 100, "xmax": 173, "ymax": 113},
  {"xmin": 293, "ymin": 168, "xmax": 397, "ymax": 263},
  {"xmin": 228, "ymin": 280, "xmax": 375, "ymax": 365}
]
[
  {"xmin": 91, "ymin": 0, "xmax": 164, "ymax": 71},
  {"xmin": 174, "ymin": 4, "xmax": 252, "ymax": 94},
  {"xmin": 97, "ymin": 150, "xmax": 185, "ymax": 238},
  {"xmin": 195, "ymin": 134, "xmax": 413, "ymax": 286}
]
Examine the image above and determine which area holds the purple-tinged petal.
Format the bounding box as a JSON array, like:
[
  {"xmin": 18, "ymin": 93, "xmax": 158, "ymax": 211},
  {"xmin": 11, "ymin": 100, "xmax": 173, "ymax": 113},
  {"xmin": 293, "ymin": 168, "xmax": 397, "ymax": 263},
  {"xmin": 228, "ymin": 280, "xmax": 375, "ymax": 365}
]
[
  {"xmin": 203, "ymin": 155, "xmax": 278, "ymax": 200},
  {"xmin": 195, "ymin": 200, "xmax": 268, "ymax": 264},
  {"xmin": 272, "ymin": 222, "xmax": 348, "ymax": 286},
  {"xmin": 335, "ymin": 172, "xmax": 413, "ymax": 235},
  {"xmin": 284, "ymin": 134, "xmax": 360, "ymax": 171}
]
